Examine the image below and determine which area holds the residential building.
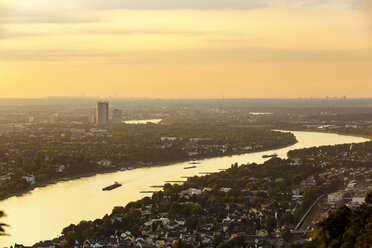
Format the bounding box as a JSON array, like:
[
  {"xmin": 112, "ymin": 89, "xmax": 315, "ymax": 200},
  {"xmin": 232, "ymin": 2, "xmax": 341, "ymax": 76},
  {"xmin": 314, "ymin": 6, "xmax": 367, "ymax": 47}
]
[{"xmin": 22, "ymin": 175, "xmax": 36, "ymax": 184}]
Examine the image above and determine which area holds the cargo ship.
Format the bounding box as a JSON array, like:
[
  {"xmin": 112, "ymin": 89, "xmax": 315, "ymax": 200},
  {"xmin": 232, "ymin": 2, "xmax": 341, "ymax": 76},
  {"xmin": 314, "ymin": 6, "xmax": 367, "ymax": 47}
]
[
  {"xmin": 262, "ymin": 153, "xmax": 278, "ymax": 158},
  {"xmin": 184, "ymin": 165, "xmax": 197, "ymax": 169},
  {"xmin": 102, "ymin": 182, "xmax": 122, "ymax": 191}
]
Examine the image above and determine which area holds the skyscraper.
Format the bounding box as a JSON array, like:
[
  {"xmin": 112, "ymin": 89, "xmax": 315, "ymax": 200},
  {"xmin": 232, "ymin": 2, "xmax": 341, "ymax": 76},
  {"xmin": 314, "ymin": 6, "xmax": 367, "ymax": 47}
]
[
  {"xmin": 96, "ymin": 101, "xmax": 109, "ymax": 125},
  {"xmin": 112, "ymin": 109, "xmax": 122, "ymax": 125}
]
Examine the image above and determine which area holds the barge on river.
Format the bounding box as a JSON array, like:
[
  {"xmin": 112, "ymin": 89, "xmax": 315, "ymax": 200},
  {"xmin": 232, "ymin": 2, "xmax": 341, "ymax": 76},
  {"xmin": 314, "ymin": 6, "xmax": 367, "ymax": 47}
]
[{"xmin": 102, "ymin": 182, "xmax": 122, "ymax": 191}]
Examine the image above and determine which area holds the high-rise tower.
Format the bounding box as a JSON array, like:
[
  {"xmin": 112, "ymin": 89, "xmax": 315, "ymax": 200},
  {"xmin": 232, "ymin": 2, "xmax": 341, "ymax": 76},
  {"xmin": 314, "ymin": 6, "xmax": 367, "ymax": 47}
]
[
  {"xmin": 96, "ymin": 101, "xmax": 109, "ymax": 125},
  {"xmin": 112, "ymin": 109, "xmax": 122, "ymax": 125}
]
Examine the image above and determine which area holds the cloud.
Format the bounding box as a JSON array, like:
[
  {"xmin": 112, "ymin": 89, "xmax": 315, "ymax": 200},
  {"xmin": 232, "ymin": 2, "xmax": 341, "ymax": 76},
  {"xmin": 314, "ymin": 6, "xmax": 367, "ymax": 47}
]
[
  {"xmin": 0, "ymin": 15, "xmax": 101, "ymax": 24},
  {"xmin": 1, "ymin": 48, "xmax": 371, "ymax": 64},
  {"xmin": 0, "ymin": 0, "xmax": 368, "ymax": 26},
  {"xmin": 0, "ymin": 28, "xmax": 41, "ymax": 39},
  {"xmin": 79, "ymin": 28, "xmax": 241, "ymax": 37},
  {"xmin": 0, "ymin": 1, "xmax": 100, "ymax": 24},
  {"xmin": 0, "ymin": 0, "xmax": 267, "ymax": 25},
  {"xmin": 79, "ymin": 0, "xmax": 268, "ymax": 10},
  {"xmin": 289, "ymin": 0, "xmax": 370, "ymax": 9}
]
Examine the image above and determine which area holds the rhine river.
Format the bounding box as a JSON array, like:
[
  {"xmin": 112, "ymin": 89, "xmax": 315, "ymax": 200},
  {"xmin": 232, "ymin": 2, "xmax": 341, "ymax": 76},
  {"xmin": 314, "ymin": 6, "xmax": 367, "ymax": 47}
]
[{"xmin": 0, "ymin": 131, "xmax": 369, "ymax": 246}]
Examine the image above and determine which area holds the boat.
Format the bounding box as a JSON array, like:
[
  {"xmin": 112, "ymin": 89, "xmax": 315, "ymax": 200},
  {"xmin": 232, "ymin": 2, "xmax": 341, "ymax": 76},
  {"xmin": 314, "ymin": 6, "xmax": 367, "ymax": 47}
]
[
  {"xmin": 120, "ymin": 168, "xmax": 127, "ymax": 172},
  {"xmin": 184, "ymin": 165, "xmax": 197, "ymax": 169},
  {"xmin": 102, "ymin": 182, "xmax": 122, "ymax": 191},
  {"xmin": 262, "ymin": 153, "xmax": 278, "ymax": 158},
  {"xmin": 128, "ymin": 167, "xmax": 135, "ymax": 170}
]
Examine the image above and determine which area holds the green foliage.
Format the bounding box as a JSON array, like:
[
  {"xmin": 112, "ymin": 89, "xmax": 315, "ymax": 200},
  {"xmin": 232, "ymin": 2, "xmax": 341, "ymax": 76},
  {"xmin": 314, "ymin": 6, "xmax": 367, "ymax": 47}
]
[
  {"xmin": 0, "ymin": 210, "xmax": 8, "ymax": 236},
  {"xmin": 174, "ymin": 240, "xmax": 194, "ymax": 248},
  {"xmin": 280, "ymin": 226, "xmax": 291, "ymax": 241}
]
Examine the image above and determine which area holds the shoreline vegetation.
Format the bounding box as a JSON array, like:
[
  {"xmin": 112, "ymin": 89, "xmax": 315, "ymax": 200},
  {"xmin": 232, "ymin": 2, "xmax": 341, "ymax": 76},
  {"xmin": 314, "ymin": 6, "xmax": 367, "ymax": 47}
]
[{"xmin": 0, "ymin": 138, "xmax": 298, "ymax": 201}]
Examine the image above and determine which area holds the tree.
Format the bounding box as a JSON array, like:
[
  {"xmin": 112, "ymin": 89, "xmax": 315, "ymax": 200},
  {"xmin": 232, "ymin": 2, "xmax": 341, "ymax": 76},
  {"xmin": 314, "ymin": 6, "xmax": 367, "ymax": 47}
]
[
  {"xmin": 307, "ymin": 191, "xmax": 372, "ymax": 248},
  {"xmin": 280, "ymin": 226, "xmax": 291, "ymax": 242},
  {"xmin": 0, "ymin": 211, "xmax": 8, "ymax": 236},
  {"xmin": 174, "ymin": 240, "xmax": 193, "ymax": 248}
]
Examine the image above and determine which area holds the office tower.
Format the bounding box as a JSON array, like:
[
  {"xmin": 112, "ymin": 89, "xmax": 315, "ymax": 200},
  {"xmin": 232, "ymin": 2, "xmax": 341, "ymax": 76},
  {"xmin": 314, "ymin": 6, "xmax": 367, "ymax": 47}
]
[
  {"xmin": 112, "ymin": 109, "xmax": 122, "ymax": 125},
  {"xmin": 96, "ymin": 101, "xmax": 109, "ymax": 125}
]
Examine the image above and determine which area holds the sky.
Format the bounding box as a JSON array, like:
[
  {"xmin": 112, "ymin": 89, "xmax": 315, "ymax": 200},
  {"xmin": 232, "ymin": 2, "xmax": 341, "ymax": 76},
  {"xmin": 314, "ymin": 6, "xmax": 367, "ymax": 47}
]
[{"xmin": 0, "ymin": 0, "xmax": 371, "ymax": 98}]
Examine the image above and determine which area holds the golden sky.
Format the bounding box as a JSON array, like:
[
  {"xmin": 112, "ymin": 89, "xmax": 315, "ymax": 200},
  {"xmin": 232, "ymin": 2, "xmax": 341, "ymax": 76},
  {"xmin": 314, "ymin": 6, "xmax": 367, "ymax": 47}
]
[{"xmin": 0, "ymin": 0, "xmax": 371, "ymax": 98}]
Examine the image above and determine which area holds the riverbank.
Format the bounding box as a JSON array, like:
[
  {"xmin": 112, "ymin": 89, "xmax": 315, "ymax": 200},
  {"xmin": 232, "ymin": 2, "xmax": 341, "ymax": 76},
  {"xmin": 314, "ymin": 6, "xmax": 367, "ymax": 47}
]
[
  {"xmin": 275, "ymin": 127, "xmax": 372, "ymax": 140},
  {"xmin": 2, "ymin": 130, "xmax": 369, "ymax": 246},
  {"xmin": 0, "ymin": 138, "xmax": 298, "ymax": 202}
]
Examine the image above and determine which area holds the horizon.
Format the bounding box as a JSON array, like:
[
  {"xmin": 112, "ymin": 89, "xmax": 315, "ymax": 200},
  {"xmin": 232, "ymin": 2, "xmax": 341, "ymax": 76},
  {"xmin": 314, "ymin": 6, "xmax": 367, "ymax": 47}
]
[{"xmin": 0, "ymin": 96, "xmax": 372, "ymax": 100}]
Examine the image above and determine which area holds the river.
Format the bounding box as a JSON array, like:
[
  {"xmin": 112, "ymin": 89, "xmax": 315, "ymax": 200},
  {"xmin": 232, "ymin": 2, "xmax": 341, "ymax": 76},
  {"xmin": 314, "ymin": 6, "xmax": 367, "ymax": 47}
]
[
  {"xmin": 124, "ymin": 119, "xmax": 162, "ymax": 125},
  {"xmin": 0, "ymin": 131, "xmax": 369, "ymax": 246}
]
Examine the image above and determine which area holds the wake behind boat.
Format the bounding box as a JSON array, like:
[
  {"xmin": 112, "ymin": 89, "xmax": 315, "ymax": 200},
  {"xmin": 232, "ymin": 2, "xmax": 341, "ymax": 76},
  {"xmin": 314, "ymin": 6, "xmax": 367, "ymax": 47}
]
[{"xmin": 102, "ymin": 182, "xmax": 122, "ymax": 191}]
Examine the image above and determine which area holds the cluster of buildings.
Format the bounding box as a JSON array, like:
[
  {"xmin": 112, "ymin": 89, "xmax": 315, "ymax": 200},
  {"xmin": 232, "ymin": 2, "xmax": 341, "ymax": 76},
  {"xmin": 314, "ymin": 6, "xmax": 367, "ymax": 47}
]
[
  {"xmin": 14, "ymin": 153, "xmax": 372, "ymax": 248},
  {"xmin": 33, "ymin": 190, "xmax": 285, "ymax": 248},
  {"xmin": 91, "ymin": 101, "xmax": 122, "ymax": 126}
]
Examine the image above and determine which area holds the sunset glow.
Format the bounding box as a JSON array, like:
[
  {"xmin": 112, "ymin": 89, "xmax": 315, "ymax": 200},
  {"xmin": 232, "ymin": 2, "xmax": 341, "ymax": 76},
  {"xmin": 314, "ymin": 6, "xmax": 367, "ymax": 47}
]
[{"xmin": 1, "ymin": 0, "xmax": 371, "ymax": 98}]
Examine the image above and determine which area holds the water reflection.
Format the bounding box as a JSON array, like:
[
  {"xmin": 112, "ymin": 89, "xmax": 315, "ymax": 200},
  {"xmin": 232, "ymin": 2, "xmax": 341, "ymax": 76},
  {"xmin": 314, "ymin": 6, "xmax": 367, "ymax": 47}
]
[{"xmin": 124, "ymin": 119, "xmax": 162, "ymax": 125}]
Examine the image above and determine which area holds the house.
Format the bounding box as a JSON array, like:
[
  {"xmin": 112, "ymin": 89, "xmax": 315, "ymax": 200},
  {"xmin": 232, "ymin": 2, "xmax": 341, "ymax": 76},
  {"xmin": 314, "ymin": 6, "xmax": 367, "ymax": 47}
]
[
  {"xmin": 0, "ymin": 175, "xmax": 11, "ymax": 185},
  {"xmin": 97, "ymin": 159, "xmax": 113, "ymax": 167},
  {"xmin": 222, "ymin": 216, "xmax": 232, "ymax": 223},
  {"xmin": 160, "ymin": 137, "xmax": 178, "ymax": 141},
  {"xmin": 351, "ymin": 197, "xmax": 365, "ymax": 205},
  {"xmin": 203, "ymin": 187, "xmax": 212, "ymax": 192},
  {"xmin": 180, "ymin": 188, "xmax": 202, "ymax": 197},
  {"xmin": 189, "ymin": 138, "xmax": 212, "ymax": 142},
  {"xmin": 301, "ymin": 176, "xmax": 316, "ymax": 186},
  {"xmin": 32, "ymin": 240, "xmax": 55, "ymax": 248},
  {"xmin": 292, "ymin": 188, "xmax": 304, "ymax": 198},
  {"xmin": 328, "ymin": 192, "xmax": 345, "ymax": 204},
  {"xmin": 23, "ymin": 175, "xmax": 36, "ymax": 184},
  {"xmin": 14, "ymin": 244, "xmax": 32, "ymax": 248},
  {"xmin": 187, "ymin": 151, "xmax": 199, "ymax": 157},
  {"xmin": 220, "ymin": 187, "xmax": 231, "ymax": 193},
  {"xmin": 289, "ymin": 158, "xmax": 302, "ymax": 166},
  {"xmin": 55, "ymin": 165, "xmax": 66, "ymax": 173},
  {"xmin": 243, "ymin": 146, "xmax": 253, "ymax": 151}
]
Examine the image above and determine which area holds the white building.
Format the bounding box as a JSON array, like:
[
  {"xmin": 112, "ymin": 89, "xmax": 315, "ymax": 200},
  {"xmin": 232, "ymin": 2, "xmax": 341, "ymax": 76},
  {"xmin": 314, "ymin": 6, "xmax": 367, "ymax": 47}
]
[
  {"xmin": 0, "ymin": 175, "xmax": 11, "ymax": 185},
  {"xmin": 55, "ymin": 164, "xmax": 66, "ymax": 173},
  {"xmin": 220, "ymin": 187, "xmax": 231, "ymax": 193},
  {"xmin": 180, "ymin": 188, "xmax": 202, "ymax": 197},
  {"xmin": 327, "ymin": 192, "xmax": 344, "ymax": 204},
  {"xmin": 160, "ymin": 137, "xmax": 178, "ymax": 141},
  {"xmin": 22, "ymin": 175, "xmax": 36, "ymax": 184},
  {"xmin": 97, "ymin": 159, "xmax": 112, "ymax": 167}
]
